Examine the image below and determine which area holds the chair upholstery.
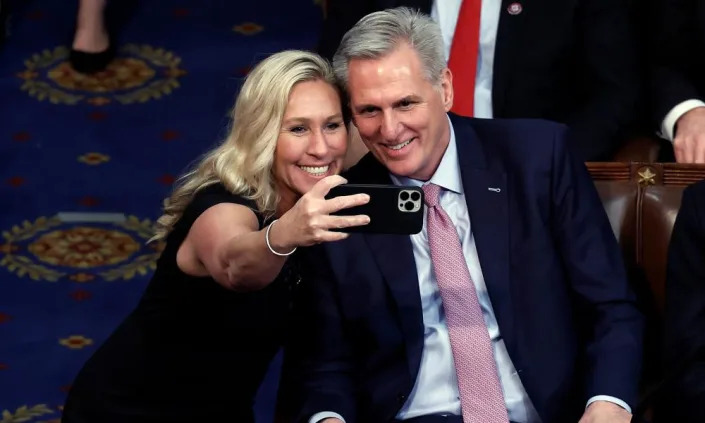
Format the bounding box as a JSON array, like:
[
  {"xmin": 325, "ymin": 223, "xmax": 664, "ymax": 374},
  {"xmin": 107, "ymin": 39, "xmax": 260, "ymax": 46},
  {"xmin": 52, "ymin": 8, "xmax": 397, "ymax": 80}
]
[{"xmin": 587, "ymin": 162, "xmax": 705, "ymax": 313}]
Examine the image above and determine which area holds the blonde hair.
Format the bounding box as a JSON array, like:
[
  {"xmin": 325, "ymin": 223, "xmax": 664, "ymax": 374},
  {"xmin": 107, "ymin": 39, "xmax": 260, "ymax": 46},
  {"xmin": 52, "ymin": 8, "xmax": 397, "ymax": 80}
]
[{"xmin": 151, "ymin": 50, "xmax": 339, "ymax": 242}]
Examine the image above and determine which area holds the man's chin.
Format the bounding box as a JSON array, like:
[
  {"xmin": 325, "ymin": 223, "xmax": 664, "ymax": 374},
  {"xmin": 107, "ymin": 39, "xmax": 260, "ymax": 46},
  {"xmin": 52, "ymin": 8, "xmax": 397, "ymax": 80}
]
[
  {"xmin": 373, "ymin": 148, "xmax": 411, "ymax": 165},
  {"xmin": 384, "ymin": 161, "xmax": 420, "ymax": 179}
]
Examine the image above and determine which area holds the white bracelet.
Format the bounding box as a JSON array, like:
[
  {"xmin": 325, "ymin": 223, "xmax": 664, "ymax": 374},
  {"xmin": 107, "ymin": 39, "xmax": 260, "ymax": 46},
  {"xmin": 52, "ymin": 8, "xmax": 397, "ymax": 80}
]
[{"xmin": 265, "ymin": 219, "xmax": 297, "ymax": 257}]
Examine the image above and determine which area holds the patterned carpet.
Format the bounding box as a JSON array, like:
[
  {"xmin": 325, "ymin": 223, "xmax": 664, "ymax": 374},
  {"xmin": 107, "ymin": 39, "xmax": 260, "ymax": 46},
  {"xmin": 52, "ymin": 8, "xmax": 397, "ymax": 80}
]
[{"xmin": 0, "ymin": 1, "xmax": 323, "ymax": 421}]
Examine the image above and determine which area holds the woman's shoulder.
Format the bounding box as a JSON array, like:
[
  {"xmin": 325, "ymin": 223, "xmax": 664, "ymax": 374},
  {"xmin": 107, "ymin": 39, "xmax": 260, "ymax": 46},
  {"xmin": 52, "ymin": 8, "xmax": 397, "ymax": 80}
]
[{"xmin": 186, "ymin": 182, "xmax": 264, "ymax": 228}]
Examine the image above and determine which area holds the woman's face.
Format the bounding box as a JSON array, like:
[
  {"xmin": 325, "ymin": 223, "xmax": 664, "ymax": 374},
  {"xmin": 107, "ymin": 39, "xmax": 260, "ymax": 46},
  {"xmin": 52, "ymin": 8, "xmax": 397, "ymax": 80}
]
[{"xmin": 274, "ymin": 79, "xmax": 347, "ymax": 201}]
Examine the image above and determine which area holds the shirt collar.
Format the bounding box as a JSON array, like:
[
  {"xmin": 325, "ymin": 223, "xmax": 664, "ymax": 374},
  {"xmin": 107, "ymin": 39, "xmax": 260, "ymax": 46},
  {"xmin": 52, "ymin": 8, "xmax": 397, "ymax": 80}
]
[{"xmin": 389, "ymin": 114, "xmax": 463, "ymax": 195}]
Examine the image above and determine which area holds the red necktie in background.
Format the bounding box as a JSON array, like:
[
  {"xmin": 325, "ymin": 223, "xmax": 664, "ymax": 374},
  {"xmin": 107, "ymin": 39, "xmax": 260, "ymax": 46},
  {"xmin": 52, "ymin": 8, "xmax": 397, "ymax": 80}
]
[{"xmin": 448, "ymin": 0, "xmax": 482, "ymax": 117}]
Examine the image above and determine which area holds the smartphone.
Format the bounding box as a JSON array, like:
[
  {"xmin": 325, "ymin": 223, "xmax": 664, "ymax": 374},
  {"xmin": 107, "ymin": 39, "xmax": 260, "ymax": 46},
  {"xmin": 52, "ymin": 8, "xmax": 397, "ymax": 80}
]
[{"xmin": 325, "ymin": 184, "xmax": 424, "ymax": 234}]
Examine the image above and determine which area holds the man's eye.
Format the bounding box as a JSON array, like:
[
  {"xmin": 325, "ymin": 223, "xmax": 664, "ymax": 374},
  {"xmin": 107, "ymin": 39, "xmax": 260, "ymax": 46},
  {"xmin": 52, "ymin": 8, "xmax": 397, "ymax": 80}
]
[{"xmin": 399, "ymin": 100, "xmax": 413, "ymax": 108}]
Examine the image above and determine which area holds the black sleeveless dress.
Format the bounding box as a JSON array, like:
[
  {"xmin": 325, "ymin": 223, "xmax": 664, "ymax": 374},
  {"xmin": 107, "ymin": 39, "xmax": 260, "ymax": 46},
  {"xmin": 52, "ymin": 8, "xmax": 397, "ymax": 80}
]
[{"xmin": 62, "ymin": 184, "xmax": 298, "ymax": 423}]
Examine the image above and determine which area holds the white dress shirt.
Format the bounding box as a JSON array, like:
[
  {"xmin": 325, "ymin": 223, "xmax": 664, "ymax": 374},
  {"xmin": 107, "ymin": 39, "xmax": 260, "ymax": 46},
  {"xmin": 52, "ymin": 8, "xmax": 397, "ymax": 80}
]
[
  {"xmin": 660, "ymin": 99, "xmax": 705, "ymax": 141},
  {"xmin": 431, "ymin": 0, "xmax": 501, "ymax": 118}
]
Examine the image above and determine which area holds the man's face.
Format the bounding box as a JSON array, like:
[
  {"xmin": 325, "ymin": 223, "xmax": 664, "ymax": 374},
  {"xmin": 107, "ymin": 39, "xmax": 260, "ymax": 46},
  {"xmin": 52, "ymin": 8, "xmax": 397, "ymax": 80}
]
[{"xmin": 347, "ymin": 42, "xmax": 453, "ymax": 181}]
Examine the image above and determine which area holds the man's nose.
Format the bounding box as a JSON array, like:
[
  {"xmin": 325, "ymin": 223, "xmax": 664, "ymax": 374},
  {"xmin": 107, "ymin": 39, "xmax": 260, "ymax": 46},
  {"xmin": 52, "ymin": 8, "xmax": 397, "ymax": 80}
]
[{"xmin": 380, "ymin": 112, "xmax": 400, "ymax": 141}]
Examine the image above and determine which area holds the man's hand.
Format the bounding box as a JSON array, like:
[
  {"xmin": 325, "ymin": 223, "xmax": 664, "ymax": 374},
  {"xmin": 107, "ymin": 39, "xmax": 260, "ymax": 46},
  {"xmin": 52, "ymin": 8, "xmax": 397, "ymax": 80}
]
[
  {"xmin": 319, "ymin": 419, "xmax": 344, "ymax": 423},
  {"xmin": 674, "ymin": 106, "xmax": 705, "ymax": 163},
  {"xmin": 578, "ymin": 400, "xmax": 631, "ymax": 423}
]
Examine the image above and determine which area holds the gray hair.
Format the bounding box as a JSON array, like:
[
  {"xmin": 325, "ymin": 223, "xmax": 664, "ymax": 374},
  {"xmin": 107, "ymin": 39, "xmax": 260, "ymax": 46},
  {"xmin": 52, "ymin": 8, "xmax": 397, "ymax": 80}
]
[{"xmin": 332, "ymin": 7, "xmax": 446, "ymax": 90}]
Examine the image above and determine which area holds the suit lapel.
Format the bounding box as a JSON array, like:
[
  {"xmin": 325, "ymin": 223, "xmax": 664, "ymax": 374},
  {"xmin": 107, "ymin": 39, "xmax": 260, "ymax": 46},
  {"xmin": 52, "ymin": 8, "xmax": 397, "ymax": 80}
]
[
  {"xmin": 346, "ymin": 155, "xmax": 425, "ymax": 378},
  {"xmin": 451, "ymin": 114, "xmax": 515, "ymax": 352},
  {"xmin": 364, "ymin": 233, "xmax": 424, "ymax": 378},
  {"xmin": 493, "ymin": 0, "xmax": 529, "ymax": 116}
]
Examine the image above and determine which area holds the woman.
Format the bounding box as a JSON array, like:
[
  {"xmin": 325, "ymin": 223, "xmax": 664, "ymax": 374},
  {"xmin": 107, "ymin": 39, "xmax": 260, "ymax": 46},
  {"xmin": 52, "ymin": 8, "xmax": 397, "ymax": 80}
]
[{"xmin": 62, "ymin": 50, "xmax": 369, "ymax": 422}]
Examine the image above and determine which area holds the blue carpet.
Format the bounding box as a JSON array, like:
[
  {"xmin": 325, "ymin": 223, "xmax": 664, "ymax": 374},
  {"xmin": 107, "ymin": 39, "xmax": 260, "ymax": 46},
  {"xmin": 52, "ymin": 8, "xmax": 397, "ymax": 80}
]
[{"xmin": 0, "ymin": 1, "xmax": 323, "ymax": 421}]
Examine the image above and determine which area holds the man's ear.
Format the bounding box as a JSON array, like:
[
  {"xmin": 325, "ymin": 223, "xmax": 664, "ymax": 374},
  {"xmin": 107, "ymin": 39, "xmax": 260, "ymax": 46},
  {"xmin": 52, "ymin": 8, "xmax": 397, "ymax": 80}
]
[{"xmin": 440, "ymin": 68, "xmax": 453, "ymax": 112}]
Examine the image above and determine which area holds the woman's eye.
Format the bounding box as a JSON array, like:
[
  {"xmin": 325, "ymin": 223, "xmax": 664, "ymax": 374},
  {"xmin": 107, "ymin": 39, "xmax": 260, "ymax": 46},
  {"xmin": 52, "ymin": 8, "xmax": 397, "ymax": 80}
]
[
  {"xmin": 326, "ymin": 122, "xmax": 342, "ymax": 131},
  {"xmin": 290, "ymin": 126, "xmax": 306, "ymax": 134}
]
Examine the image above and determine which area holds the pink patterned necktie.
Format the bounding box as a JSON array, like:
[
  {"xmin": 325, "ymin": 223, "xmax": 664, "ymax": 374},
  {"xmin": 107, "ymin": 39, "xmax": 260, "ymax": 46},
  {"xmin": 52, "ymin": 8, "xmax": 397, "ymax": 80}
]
[{"xmin": 422, "ymin": 183, "xmax": 509, "ymax": 423}]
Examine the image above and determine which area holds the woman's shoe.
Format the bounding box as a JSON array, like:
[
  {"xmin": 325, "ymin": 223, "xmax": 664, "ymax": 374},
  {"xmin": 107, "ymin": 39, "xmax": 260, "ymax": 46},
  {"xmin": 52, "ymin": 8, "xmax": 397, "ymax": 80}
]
[
  {"xmin": 68, "ymin": 0, "xmax": 137, "ymax": 74},
  {"xmin": 69, "ymin": 44, "xmax": 115, "ymax": 74}
]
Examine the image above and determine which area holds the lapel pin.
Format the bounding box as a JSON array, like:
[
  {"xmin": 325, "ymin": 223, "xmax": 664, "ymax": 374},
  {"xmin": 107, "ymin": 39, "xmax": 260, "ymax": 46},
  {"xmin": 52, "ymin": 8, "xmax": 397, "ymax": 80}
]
[
  {"xmin": 507, "ymin": 2, "xmax": 523, "ymax": 15},
  {"xmin": 488, "ymin": 187, "xmax": 501, "ymax": 193}
]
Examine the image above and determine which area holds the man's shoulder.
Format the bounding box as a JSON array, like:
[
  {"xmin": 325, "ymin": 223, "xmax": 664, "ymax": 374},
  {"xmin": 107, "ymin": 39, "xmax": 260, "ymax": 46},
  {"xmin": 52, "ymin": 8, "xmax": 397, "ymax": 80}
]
[
  {"xmin": 475, "ymin": 116, "xmax": 567, "ymax": 133},
  {"xmin": 456, "ymin": 115, "xmax": 567, "ymax": 146},
  {"xmin": 451, "ymin": 114, "xmax": 570, "ymax": 167}
]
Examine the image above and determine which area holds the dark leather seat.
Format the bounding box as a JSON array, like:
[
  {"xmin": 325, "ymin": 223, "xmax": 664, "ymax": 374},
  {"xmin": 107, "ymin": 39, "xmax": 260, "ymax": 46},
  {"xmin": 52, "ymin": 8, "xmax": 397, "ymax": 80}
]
[
  {"xmin": 588, "ymin": 162, "xmax": 705, "ymax": 422},
  {"xmin": 588, "ymin": 162, "xmax": 705, "ymax": 313}
]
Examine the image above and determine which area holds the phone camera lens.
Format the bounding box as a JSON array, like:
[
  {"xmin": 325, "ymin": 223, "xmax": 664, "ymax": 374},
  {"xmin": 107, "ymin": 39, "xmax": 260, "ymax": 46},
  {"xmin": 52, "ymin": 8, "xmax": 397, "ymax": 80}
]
[
  {"xmin": 404, "ymin": 201, "xmax": 414, "ymax": 211},
  {"xmin": 410, "ymin": 192, "xmax": 420, "ymax": 201},
  {"xmin": 400, "ymin": 191, "xmax": 410, "ymax": 201}
]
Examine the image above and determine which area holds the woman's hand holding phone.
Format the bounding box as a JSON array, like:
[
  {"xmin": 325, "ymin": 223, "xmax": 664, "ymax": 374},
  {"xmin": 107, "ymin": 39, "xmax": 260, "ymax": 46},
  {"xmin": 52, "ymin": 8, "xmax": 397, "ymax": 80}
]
[{"xmin": 271, "ymin": 175, "xmax": 371, "ymax": 249}]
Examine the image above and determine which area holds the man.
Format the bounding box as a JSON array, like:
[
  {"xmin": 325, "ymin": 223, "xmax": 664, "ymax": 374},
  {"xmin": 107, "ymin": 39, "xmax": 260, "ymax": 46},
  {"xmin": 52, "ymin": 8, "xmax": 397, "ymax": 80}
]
[
  {"xmin": 285, "ymin": 7, "xmax": 644, "ymax": 423},
  {"xmin": 319, "ymin": 0, "xmax": 640, "ymax": 163},
  {"xmin": 660, "ymin": 180, "xmax": 705, "ymax": 420},
  {"xmin": 651, "ymin": 0, "xmax": 705, "ymax": 163}
]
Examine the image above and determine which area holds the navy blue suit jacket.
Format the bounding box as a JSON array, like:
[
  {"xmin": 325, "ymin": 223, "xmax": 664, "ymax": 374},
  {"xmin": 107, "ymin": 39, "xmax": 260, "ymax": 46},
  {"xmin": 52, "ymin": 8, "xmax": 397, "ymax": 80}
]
[{"xmin": 286, "ymin": 114, "xmax": 643, "ymax": 423}]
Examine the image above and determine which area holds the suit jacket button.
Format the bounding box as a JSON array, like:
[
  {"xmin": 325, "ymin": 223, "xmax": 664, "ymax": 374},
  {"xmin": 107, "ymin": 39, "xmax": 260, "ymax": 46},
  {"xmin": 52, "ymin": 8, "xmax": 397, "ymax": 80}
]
[{"xmin": 397, "ymin": 394, "xmax": 407, "ymax": 404}]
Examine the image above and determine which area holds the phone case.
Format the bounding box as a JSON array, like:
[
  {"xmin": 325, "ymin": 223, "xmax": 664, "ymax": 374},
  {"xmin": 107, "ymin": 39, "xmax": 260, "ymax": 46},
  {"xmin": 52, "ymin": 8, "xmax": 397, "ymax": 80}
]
[{"xmin": 325, "ymin": 184, "xmax": 424, "ymax": 235}]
